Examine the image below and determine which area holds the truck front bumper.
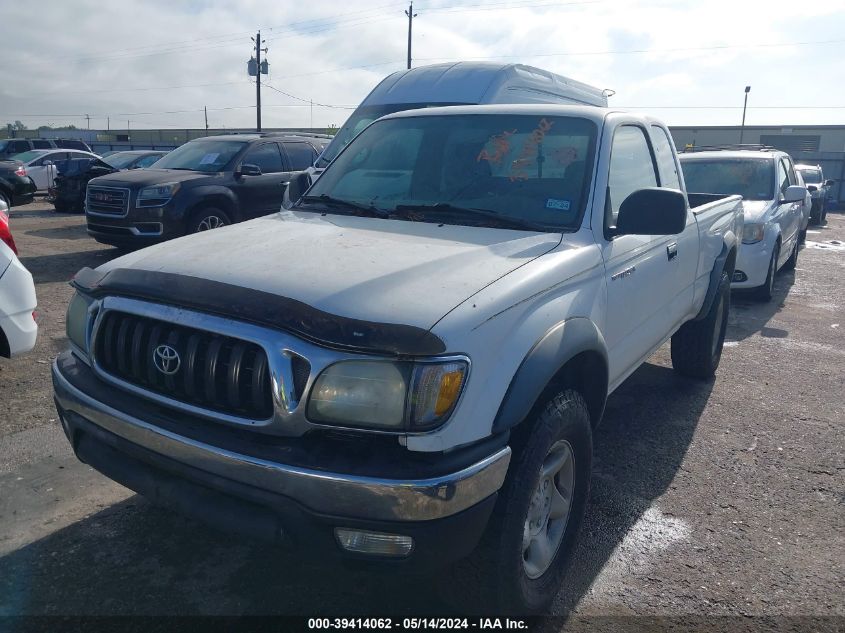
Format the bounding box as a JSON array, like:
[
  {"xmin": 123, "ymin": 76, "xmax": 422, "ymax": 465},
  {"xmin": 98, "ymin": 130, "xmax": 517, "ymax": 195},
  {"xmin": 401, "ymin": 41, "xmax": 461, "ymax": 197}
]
[{"xmin": 52, "ymin": 354, "xmax": 510, "ymax": 569}]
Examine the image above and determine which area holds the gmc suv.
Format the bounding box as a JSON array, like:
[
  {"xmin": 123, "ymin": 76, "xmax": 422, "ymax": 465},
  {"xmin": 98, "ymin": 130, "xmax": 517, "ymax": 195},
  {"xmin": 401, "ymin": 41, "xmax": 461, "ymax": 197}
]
[{"xmin": 84, "ymin": 133, "xmax": 330, "ymax": 247}]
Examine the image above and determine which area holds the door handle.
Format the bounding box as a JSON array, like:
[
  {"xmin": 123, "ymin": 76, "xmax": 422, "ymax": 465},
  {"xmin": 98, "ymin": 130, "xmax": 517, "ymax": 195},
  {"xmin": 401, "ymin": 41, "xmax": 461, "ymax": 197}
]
[
  {"xmin": 281, "ymin": 181, "xmax": 290, "ymax": 186},
  {"xmin": 611, "ymin": 266, "xmax": 636, "ymax": 280},
  {"xmin": 667, "ymin": 242, "xmax": 678, "ymax": 261}
]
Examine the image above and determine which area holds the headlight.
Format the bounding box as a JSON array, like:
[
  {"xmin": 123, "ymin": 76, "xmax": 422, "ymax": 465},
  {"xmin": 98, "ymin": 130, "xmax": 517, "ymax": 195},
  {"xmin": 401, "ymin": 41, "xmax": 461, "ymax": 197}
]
[
  {"xmin": 66, "ymin": 292, "xmax": 95, "ymax": 354},
  {"xmin": 307, "ymin": 359, "xmax": 468, "ymax": 432},
  {"xmin": 137, "ymin": 182, "xmax": 180, "ymax": 207},
  {"xmin": 742, "ymin": 223, "xmax": 765, "ymax": 244}
]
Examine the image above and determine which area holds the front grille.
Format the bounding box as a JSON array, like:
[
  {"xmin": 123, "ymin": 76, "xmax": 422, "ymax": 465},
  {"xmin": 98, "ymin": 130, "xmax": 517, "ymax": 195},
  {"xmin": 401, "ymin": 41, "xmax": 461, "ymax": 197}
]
[
  {"xmin": 95, "ymin": 311, "xmax": 274, "ymax": 420},
  {"xmin": 86, "ymin": 186, "xmax": 129, "ymax": 216}
]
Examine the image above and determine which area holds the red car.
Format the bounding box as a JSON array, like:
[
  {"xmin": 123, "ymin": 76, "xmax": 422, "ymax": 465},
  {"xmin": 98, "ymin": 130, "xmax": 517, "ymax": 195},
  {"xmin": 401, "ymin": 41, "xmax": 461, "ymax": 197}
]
[{"xmin": 0, "ymin": 201, "xmax": 18, "ymax": 254}]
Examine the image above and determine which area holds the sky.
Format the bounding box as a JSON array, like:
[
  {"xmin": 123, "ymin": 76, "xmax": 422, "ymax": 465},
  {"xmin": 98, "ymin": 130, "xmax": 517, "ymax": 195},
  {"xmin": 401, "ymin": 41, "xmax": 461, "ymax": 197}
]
[{"xmin": 1, "ymin": 0, "xmax": 844, "ymax": 132}]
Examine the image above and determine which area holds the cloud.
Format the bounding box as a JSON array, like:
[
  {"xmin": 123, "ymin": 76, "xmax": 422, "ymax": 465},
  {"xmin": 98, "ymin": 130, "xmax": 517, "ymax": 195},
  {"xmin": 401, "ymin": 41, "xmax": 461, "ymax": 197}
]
[{"xmin": 0, "ymin": 0, "xmax": 843, "ymax": 130}]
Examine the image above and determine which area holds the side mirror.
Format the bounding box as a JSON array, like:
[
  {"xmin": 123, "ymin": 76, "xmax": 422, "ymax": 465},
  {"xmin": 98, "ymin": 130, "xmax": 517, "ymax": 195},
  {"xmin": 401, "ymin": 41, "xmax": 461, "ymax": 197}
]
[
  {"xmin": 780, "ymin": 185, "xmax": 806, "ymax": 204},
  {"xmin": 282, "ymin": 172, "xmax": 311, "ymax": 210},
  {"xmin": 43, "ymin": 160, "xmax": 53, "ymax": 166},
  {"xmin": 824, "ymin": 179, "xmax": 835, "ymax": 187},
  {"xmin": 614, "ymin": 188, "xmax": 687, "ymax": 236},
  {"xmin": 239, "ymin": 163, "xmax": 262, "ymax": 176}
]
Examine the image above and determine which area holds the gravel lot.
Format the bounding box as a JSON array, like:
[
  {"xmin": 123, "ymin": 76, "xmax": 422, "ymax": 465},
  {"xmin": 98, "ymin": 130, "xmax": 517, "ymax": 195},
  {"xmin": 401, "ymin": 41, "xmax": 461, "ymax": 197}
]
[{"xmin": 0, "ymin": 201, "xmax": 842, "ymax": 620}]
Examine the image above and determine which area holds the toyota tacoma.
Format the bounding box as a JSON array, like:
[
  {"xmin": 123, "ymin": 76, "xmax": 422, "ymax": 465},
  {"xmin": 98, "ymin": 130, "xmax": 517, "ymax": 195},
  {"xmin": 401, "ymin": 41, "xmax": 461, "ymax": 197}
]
[{"xmin": 54, "ymin": 104, "xmax": 742, "ymax": 612}]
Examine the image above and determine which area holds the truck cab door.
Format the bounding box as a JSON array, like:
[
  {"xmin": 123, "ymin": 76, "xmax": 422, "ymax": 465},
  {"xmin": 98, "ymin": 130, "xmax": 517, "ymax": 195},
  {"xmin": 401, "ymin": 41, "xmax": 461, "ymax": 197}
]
[
  {"xmin": 234, "ymin": 143, "xmax": 286, "ymax": 218},
  {"xmin": 598, "ymin": 124, "xmax": 695, "ymax": 387}
]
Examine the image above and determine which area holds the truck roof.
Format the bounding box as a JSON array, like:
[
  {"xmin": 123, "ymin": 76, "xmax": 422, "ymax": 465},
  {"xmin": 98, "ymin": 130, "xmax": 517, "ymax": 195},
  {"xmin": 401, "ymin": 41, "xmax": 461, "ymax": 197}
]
[{"xmin": 362, "ymin": 62, "xmax": 610, "ymax": 108}]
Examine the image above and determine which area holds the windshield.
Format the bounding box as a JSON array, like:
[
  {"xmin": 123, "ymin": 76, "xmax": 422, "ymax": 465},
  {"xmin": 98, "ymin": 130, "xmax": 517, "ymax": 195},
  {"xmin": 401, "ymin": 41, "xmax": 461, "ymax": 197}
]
[
  {"xmin": 152, "ymin": 140, "xmax": 246, "ymax": 172},
  {"xmin": 315, "ymin": 102, "xmax": 465, "ymax": 168},
  {"xmin": 106, "ymin": 153, "xmax": 143, "ymax": 169},
  {"xmin": 14, "ymin": 150, "xmax": 48, "ymax": 164},
  {"xmin": 681, "ymin": 158, "xmax": 774, "ymax": 201},
  {"xmin": 796, "ymin": 167, "xmax": 821, "ymax": 183},
  {"xmin": 305, "ymin": 113, "xmax": 597, "ymax": 231}
]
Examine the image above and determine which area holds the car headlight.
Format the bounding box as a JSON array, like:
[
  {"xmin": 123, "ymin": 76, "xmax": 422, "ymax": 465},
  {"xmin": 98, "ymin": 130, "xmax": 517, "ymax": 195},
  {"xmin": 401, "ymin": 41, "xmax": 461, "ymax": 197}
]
[
  {"xmin": 66, "ymin": 291, "xmax": 95, "ymax": 355},
  {"xmin": 137, "ymin": 182, "xmax": 180, "ymax": 207},
  {"xmin": 307, "ymin": 359, "xmax": 468, "ymax": 432},
  {"xmin": 742, "ymin": 223, "xmax": 765, "ymax": 244}
]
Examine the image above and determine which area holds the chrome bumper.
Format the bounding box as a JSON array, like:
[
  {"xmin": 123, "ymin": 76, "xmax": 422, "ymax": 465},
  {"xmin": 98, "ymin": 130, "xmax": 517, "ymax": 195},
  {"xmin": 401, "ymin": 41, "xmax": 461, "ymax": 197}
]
[{"xmin": 52, "ymin": 360, "xmax": 511, "ymax": 522}]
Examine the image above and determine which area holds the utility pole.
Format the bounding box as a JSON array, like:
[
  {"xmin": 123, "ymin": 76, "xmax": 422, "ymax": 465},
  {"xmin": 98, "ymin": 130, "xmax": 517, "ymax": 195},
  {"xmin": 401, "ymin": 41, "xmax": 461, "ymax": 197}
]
[
  {"xmin": 310, "ymin": 99, "xmax": 313, "ymax": 129},
  {"xmin": 85, "ymin": 114, "xmax": 90, "ymax": 130},
  {"xmin": 405, "ymin": 2, "xmax": 417, "ymax": 70},
  {"xmin": 204, "ymin": 106, "xmax": 209, "ymax": 133},
  {"xmin": 107, "ymin": 117, "xmax": 110, "ymax": 132},
  {"xmin": 739, "ymin": 85, "xmax": 751, "ymax": 144},
  {"xmin": 253, "ymin": 31, "xmax": 268, "ymax": 132}
]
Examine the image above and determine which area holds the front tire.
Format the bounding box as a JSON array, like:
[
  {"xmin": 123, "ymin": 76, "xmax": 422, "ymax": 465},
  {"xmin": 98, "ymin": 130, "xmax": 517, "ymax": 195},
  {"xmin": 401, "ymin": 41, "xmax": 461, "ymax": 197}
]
[
  {"xmin": 783, "ymin": 237, "xmax": 799, "ymax": 271},
  {"xmin": 187, "ymin": 207, "xmax": 231, "ymax": 234},
  {"xmin": 754, "ymin": 242, "xmax": 779, "ymax": 303},
  {"xmin": 671, "ymin": 270, "xmax": 730, "ymax": 379},
  {"xmin": 445, "ymin": 390, "xmax": 592, "ymax": 614}
]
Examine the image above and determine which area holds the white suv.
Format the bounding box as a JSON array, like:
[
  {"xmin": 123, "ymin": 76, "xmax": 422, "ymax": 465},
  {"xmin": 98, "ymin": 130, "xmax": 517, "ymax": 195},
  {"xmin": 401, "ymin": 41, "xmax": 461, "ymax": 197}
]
[{"xmin": 0, "ymin": 200, "xmax": 37, "ymax": 357}]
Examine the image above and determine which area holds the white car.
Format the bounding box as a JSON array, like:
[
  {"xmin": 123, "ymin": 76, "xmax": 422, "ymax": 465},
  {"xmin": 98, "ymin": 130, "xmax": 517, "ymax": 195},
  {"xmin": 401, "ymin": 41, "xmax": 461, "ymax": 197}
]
[
  {"xmin": 11, "ymin": 149, "xmax": 100, "ymax": 192},
  {"xmin": 794, "ymin": 170, "xmax": 812, "ymax": 242},
  {"xmin": 54, "ymin": 104, "xmax": 742, "ymax": 612},
  {"xmin": 680, "ymin": 149, "xmax": 806, "ymax": 302},
  {"xmin": 0, "ymin": 200, "xmax": 37, "ymax": 357}
]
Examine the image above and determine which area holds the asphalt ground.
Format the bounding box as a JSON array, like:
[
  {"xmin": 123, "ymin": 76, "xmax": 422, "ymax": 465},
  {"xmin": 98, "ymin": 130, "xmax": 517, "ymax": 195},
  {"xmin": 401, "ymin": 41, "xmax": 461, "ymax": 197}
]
[{"xmin": 0, "ymin": 201, "xmax": 842, "ymax": 624}]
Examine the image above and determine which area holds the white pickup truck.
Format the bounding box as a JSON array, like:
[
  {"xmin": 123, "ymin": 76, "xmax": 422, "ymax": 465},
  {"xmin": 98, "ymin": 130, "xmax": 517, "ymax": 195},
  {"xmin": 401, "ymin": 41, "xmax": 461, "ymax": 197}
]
[{"xmin": 53, "ymin": 104, "xmax": 742, "ymax": 612}]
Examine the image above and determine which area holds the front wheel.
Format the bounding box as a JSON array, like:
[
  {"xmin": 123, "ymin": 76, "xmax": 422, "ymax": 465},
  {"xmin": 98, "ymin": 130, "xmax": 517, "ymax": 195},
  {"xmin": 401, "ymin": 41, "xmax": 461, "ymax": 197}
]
[
  {"xmin": 445, "ymin": 390, "xmax": 592, "ymax": 613},
  {"xmin": 671, "ymin": 270, "xmax": 730, "ymax": 379},
  {"xmin": 187, "ymin": 207, "xmax": 231, "ymax": 234},
  {"xmin": 783, "ymin": 238, "xmax": 799, "ymax": 271},
  {"xmin": 754, "ymin": 242, "xmax": 779, "ymax": 303}
]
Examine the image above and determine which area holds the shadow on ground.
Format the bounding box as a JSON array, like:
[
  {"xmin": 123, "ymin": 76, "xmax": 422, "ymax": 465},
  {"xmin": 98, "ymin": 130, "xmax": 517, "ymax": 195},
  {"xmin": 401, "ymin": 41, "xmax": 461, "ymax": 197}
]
[
  {"xmin": 0, "ymin": 363, "xmax": 712, "ymax": 616},
  {"xmin": 25, "ymin": 225, "xmax": 90, "ymax": 241},
  {"xmin": 728, "ymin": 267, "xmax": 795, "ymax": 342},
  {"xmin": 18, "ymin": 249, "xmax": 122, "ymax": 284}
]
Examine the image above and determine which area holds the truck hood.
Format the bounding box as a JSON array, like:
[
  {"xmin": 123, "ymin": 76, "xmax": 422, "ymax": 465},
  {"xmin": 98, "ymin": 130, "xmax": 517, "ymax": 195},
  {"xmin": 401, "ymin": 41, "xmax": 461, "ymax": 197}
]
[
  {"xmin": 90, "ymin": 168, "xmax": 214, "ymax": 189},
  {"xmin": 99, "ymin": 211, "xmax": 561, "ymax": 332}
]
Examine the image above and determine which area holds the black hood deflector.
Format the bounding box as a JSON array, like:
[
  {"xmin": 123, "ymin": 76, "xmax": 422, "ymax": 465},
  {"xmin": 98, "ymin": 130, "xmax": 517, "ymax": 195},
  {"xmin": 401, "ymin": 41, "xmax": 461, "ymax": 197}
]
[{"xmin": 72, "ymin": 267, "xmax": 446, "ymax": 357}]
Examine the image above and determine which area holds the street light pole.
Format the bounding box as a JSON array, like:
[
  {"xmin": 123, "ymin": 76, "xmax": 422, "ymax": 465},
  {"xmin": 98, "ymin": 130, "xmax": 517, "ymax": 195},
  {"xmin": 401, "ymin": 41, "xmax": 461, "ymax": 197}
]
[{"xmin": 739, "ymin": 85, "xmax": 751, "ymax": 144}]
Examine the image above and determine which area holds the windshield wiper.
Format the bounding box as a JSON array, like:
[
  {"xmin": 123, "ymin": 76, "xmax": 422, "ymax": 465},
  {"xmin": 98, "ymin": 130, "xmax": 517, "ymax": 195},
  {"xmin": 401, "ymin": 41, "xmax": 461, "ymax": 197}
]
[
  {"xmin": 392, "ymin": 203, "xmax": 549, "ymax": 231},
  {"xmin": 300, "ymin": 194, "xmax": 389, "ymax": 219}
]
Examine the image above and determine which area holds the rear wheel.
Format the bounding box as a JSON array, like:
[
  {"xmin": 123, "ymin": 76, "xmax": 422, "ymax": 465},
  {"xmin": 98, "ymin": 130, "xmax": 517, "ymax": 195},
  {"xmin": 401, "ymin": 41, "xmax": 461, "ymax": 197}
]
[
  {"xmin": 187, "ymin": 207, "xmax": 231, "ymax": 234},
  {"xmin": 671, "ymin": 270, "xmax": 730, "ymax": 379},
  {"xmin": 444, "ymin": 390, "xmax": 592, "ymax": 614}
]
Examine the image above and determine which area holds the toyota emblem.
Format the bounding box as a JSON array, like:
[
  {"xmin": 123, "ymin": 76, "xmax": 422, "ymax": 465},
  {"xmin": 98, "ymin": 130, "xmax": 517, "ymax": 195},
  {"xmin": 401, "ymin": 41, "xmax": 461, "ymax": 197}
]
[{"xmin": 153, "ymin": 344, "xmax": 181, "ymax": 375}]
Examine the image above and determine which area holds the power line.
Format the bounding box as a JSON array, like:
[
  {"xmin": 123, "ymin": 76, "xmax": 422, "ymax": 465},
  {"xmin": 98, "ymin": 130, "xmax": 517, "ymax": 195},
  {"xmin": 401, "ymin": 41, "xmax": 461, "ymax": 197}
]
[
  {"xmin": 415, "ymin": 37, "xmax": 845, "ymax": 62},
  {"xmin": 261, "ymin": 82, "xmax": 356, "ymax": 109}
]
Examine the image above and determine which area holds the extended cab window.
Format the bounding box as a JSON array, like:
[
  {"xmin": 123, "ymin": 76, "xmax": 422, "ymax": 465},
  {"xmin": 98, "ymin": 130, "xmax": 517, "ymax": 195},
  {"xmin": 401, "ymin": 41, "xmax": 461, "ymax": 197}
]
[
  {"xmin": 243, "ymin": 144, "xmax": 283, "ymax": 174},
  {"xmin": 305, "ymin": 113, "xmax": 597, "ymax": 231},
  {"xmin": 606, "ymin": 126, "xmax": 658, "ymax": 227},
  {"xmin": 649, "ymin": 126, "xmax": 681, "ymax": 190}
]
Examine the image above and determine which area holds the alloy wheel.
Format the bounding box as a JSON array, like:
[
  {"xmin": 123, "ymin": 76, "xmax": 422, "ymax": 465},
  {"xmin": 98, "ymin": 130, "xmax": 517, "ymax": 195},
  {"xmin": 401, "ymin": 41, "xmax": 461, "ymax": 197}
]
[{"xmin": 523, "ymin": 440, "xmax": 575, "ymax": 579}]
